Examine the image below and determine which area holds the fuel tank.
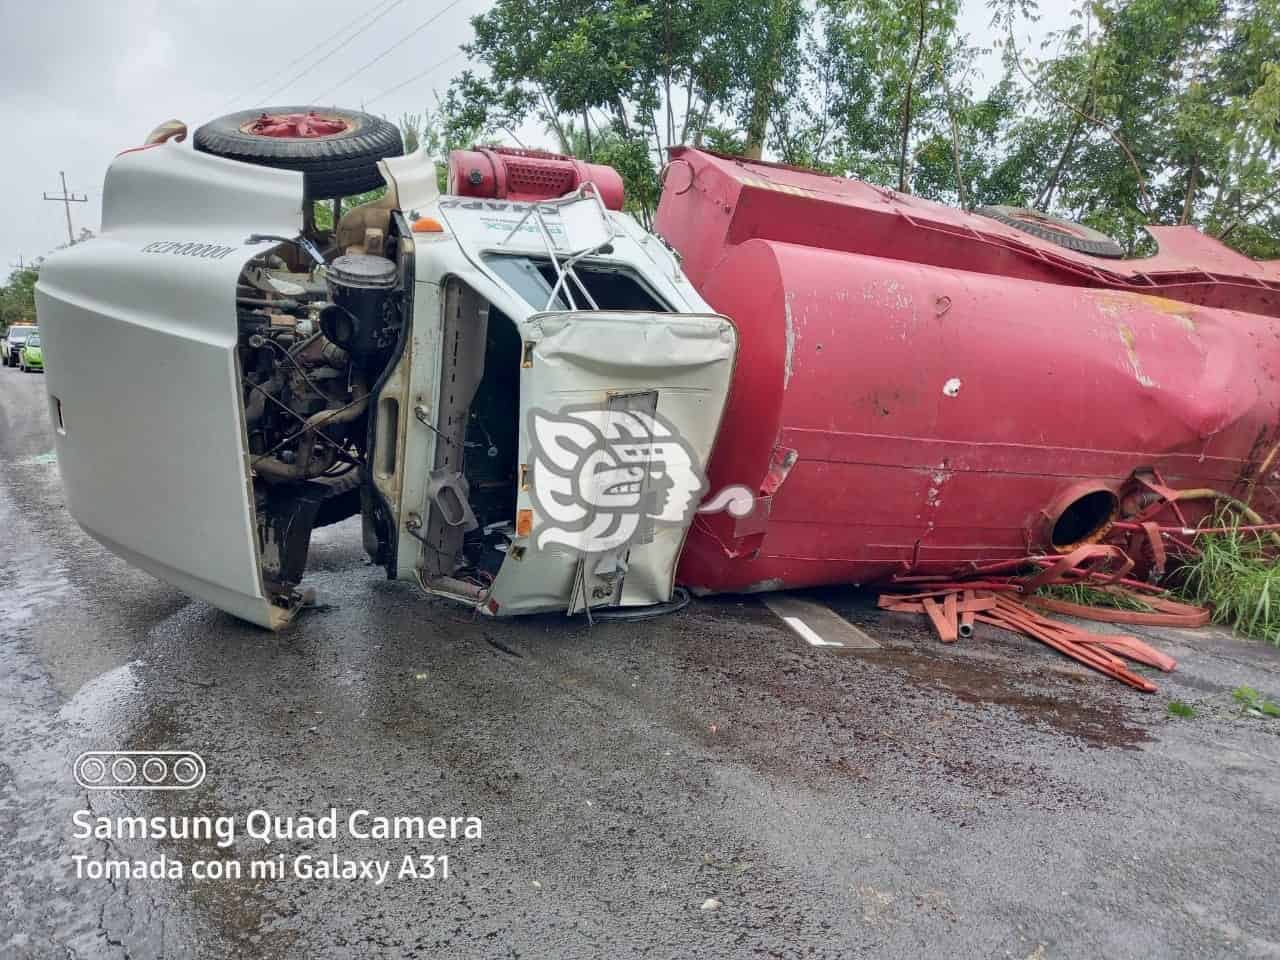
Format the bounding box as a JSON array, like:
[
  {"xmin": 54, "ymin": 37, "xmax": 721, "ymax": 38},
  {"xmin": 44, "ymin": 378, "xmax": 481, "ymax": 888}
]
[{"xmin": 657, "ymin": 149, "xmax": 1280, "ymax": 593}]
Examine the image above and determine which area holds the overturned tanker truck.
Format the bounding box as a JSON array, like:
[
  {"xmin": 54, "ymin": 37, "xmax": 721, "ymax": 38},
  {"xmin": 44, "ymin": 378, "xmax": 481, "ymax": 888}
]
[
  {"xmin": 35, "ymin": 107, "xmax": 1280, "ymax": 629},
  {"xmin": 658, "ymin": 148, "xmax": 1280, "ymax": 594}
]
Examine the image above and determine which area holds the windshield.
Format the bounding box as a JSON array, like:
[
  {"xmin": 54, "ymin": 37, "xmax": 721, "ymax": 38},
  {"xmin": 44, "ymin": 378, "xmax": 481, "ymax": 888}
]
[
  {"xmin": 9, "ymin": 329, "xmax": 35, "ymax": 343},
  {"xmin": 484, "ymin": 255, "xmax": 671, "ymax": 313},
  {"xmin": 26, "ymin": 336, "xmax": 40, "ymax": 347}
]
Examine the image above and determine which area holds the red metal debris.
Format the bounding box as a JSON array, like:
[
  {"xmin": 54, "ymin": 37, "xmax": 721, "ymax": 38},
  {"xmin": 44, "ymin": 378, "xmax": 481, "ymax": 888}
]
[
  {"xmin": 880, "ymin": 590, "xmax": 995, "ymax": 643},
  {"xmin": 875, "ymin": 528, "xmax": 1208, "ymax": 689},
  {"xmin": 1026, "ymin": 590, "xmax": 1211, "ymax": 628},
  {"xmin": 959, "ymin": 589, "xmax": 978, "ymax": 639},
  {"xmin": 880, "ymin": 589, "xmax": 1174, "ymax": 692}
]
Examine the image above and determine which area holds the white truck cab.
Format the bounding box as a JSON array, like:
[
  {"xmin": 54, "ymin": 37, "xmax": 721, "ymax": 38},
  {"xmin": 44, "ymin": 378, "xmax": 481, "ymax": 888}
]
[{"xmin": 36, "ymin": 110, "xmax": 737, "ymax": 628}]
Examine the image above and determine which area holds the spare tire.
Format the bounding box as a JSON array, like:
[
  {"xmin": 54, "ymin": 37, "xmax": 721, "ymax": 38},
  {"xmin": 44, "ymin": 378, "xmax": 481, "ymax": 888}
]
[
  {"xmin": 193, "ymin": 106, "xmax": 403, "ymax": 198},
  {"xmin": 975, "ymin": 205, "xmax": 1125, "ymax": 259}
]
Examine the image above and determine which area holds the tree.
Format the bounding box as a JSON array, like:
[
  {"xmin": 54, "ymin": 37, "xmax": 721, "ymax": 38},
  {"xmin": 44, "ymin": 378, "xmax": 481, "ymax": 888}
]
[
  {"xmin": 404, "ymin": 0, "xmax": 1280, "ymax": 256},
  {"xmin": 0, "ymin": 266, "xmax": 40, "ymax": 333},
  {"xmin": 444, "ymin": 0, "xmax": 811, "ymax": 226},
  {"xmin": 772, "ymin": 0, "xmax": 970, "ymax": 194},
  {"xmin": 994, "ymin": 0, "xmax": 1280, "ymax": 255}
]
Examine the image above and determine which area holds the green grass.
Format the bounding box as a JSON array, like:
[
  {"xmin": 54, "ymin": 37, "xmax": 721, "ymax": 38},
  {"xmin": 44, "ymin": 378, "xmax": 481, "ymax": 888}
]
[
  {"xmin": 1233, "ymin": 686, "xmax": 1280, "ymax": 718},
  {"xmin": 1167, "ymin": 700, "xmax": 1197, "ymax": 718},
  {"xmin": 1176, "ymin": 509, "xmax": 1280, "ymax": 646},
  {"xmin": 1034, "ymin": 582, "xmax": 1160, "ymax": 612}
]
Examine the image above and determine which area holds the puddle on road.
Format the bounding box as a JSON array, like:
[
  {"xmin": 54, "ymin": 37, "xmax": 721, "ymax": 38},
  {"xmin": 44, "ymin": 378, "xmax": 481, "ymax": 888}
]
[
  {"xmin": 0, "ymin": 473, "xmax": 73, "ymax": 632},
  {"xmin": 807, "ymin": 593, "xmax": 1154, "ymax": 749},
  {"xmin": 865, "ymin": 646, "xmax": 1152, "ymax": 749},
  {"xmin": 1, "ymin": 564, "xmax": 73, "ymax": 629},
  {"xmin": 56, "ymin": 660, "xmax": 148, "ymax": 738},
  {"xmin": 669, "ymin": 597, "xmax": 1152, "ymax": 798}
]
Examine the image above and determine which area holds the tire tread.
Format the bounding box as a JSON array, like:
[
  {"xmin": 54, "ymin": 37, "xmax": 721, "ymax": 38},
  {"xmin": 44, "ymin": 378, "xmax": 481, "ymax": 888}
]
[
  {"xmin": 192, "ymin": 106, "xmax": 403, "ymax": 197},
  {"xmin": 976, "ymin": 204, "xmax": 1126, "ymax": 259}
]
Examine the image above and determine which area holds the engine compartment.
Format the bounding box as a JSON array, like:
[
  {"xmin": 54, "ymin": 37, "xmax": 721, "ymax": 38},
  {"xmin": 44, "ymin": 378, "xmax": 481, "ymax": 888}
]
[{"xmin": 235, "ymin": 210, "xmax": 410, "ymax": 604}]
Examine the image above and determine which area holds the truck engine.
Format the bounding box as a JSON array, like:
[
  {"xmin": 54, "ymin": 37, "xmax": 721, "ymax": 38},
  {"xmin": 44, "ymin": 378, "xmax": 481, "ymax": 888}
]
[{"xmin": 234, "ymin": 226, "xmax": 409, "ymax": 601}]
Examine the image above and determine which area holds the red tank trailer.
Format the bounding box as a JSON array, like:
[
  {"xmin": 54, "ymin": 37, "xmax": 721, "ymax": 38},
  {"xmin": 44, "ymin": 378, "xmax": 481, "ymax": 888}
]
[{"xmin": 655, "ymin": 148, "xmax": 1280, "ymax": 594}]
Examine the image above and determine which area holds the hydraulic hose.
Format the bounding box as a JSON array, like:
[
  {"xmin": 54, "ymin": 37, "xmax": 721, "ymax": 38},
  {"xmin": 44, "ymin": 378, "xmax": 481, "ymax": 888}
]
[
  {"xmin": 1168, "ymin": 488, "xmax": 1280, "ymax": 548},
  {"xmin": 588, "ymin": 587, "xmax": 693, "ymax": 621}
]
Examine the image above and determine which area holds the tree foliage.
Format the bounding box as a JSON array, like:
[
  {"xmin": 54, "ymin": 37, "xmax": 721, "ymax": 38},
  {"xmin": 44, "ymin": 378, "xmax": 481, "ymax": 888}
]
[
  {"xmin": 408, "ymin": 0, "xmax": 1279, "ymax": 257},
  {"xmin": 437, "ymin": 0, "xmax": 810, "ymax": 225},
  {"xmin": 0, "ymin": 267, "xmax": 39, "ymax": 333}
]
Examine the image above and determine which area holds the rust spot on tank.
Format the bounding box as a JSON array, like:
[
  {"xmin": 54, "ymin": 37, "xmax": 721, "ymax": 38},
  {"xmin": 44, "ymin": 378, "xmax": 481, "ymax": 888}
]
[
  {"xmin": 1117, "ymin": 323, "xmax": 1156, "ymax": 388},
  {"xmin": 1092, "ymin": 289, "xmax": 1197, "ymax": 332},
  {"xmin": 1133, "ymin": 293, "xmax": 1196, "ymax": 317}
]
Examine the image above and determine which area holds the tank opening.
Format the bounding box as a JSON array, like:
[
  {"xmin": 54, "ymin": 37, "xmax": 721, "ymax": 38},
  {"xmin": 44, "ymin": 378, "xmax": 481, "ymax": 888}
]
[{"xmin": 1049, "ymin": 489, "xmax": 1119, "ymax": 550}]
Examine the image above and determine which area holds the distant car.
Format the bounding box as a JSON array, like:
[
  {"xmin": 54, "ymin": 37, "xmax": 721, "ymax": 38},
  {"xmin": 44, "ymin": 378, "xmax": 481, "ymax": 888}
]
[
  {"xmin": 2, "ymin": 325, "xmax": 37, "ymax": 367},
  {"xmin": 18, "ymin": 334, "xmax": 43, "ymax": 372}
]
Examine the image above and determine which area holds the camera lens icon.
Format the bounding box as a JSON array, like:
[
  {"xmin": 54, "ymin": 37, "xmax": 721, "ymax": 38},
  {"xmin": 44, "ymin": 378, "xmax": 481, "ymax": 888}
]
[
  {"xmin": 78, "ymin": 756, "xmax": 107, "ymax": 784},
  {"xmin": 74, "ymin": 751, "xmax": 206, "ymax": 791}
]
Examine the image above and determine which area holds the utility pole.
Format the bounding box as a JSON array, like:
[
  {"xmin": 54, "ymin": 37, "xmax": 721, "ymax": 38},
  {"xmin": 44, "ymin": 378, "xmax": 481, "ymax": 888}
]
[{"xmin": 43, "ymin": 172, "xmax": 88, "ymax": 246}]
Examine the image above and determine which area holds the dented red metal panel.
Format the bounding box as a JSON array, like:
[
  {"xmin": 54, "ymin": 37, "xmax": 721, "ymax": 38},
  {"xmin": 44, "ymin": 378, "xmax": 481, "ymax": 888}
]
[
  {"xmin": 659, "ymin": 148, "xmax": 1280, "ymax": 594},
  {"xmin": 659, "ymin": 148, "xmax": 1280, "ymax": 317}
]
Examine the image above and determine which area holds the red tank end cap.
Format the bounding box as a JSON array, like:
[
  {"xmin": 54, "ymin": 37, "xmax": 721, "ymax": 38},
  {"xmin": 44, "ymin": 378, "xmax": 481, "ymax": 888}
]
[{"xmin": 447, "ymin": 147, "xmax": 625, "ymax": 210}]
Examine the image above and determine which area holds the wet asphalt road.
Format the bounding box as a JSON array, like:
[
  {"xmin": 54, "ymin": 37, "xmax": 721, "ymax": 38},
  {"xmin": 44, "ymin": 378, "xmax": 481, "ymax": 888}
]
[{"xmin": 3, "ymin": 368, "xmax": 1280, "ymax": 959}]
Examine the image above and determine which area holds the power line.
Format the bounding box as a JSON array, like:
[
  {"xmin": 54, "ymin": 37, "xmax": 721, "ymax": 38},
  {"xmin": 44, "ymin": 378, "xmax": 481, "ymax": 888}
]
[
  {"xmin": 259, "ymin": 0, "xmax": 410, "ymax": 105},
  {"xmin": 363, "ymin": 48, "xmax": 466, "ymax": 108},
  {"xmin": 43, "ymin": 172, "xmax": 88, "ymax": 246},
  {"xmin": 309, "ymin": 0, "xmax": 468, "ymax": 105},
  {"xmin": 219, "ymin": 0, "xmax": 404, "ymax": 110}
]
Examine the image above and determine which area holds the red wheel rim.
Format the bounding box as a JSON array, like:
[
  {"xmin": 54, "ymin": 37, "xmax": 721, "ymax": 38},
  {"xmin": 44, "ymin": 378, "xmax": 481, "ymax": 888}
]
[{"xmin": 241, "ymin": 112, "xmax": 350, "ymax": 139}]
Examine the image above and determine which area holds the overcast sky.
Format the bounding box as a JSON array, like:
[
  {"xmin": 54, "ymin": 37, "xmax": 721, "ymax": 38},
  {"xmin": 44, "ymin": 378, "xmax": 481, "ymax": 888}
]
[{"xmin": 0, "ymin": 0, "xmax": 1070, "ymax": 271}]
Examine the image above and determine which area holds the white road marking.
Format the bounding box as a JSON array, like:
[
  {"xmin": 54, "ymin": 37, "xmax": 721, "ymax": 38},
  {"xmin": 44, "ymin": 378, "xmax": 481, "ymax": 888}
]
[
  {"xmin": 763, "ymin": 594, "xmax": 882, "ymax": 650},
  {"xmin": 781, "ymin": 615, "xmax": 844, "ymax": 648}
]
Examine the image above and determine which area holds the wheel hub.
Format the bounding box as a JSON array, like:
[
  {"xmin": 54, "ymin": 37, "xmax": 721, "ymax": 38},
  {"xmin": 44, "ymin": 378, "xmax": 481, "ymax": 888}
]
[{"xmin": 241, "ymin": 112, "xmax": 350, "ymax": 139}]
